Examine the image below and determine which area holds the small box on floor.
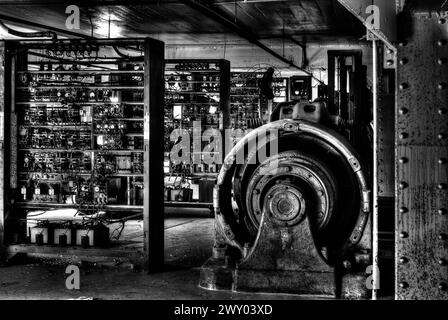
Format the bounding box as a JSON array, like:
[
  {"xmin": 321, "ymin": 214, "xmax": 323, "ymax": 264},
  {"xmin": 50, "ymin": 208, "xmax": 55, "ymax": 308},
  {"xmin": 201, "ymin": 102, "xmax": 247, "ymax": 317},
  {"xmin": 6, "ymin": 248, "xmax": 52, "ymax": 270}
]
[
  {"xmin": 30, "ymin": 227, "xmax": 53, "ymax": 245},
  {"xmin": 169, "ymin": 188, "xmax": 193, "ymax": 202},
  {"xmin": 75, "ymin": 225, "xmax": 110, "ymax": 248},
  {"xmin": 199, "ymin": 179, "xmax": 215, "ymax": 203},
  {"xmin": 54, "ymin": 228, "xmax": 74, "ymax": 246}
]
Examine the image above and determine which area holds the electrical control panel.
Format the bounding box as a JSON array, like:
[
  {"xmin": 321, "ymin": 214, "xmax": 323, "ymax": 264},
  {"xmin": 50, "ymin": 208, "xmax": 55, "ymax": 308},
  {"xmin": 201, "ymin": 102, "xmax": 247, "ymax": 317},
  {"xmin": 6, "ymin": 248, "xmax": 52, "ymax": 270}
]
[
  {"xmin": 289, "ymin": 75, "xmax": 312, "ymax": 101},
  {"xmin": 164, "ymin": 60, "xmax": 229, "ymax": 204},
  {"xmin": 230, "ymin": 71, "xmax": 289, "ymax": 133},
  {"xmin": 16, "ymin": 43, "xmax": 146, "ymax": 209}
]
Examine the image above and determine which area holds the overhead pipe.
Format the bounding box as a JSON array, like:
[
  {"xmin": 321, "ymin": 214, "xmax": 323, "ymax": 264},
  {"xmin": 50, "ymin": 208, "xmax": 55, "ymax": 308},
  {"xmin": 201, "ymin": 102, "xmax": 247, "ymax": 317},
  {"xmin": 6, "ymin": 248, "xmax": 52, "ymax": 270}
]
[
  {"xmin": 0, "ymin": 14, "xmax": 90, "ymax": 39},
  {"xmin": 113, "ymin": 46, "xmax": 144, "ymax": 61},
  {"xmin": 0, "ymin": 20, "xmax": 57, "ymax": 40}
]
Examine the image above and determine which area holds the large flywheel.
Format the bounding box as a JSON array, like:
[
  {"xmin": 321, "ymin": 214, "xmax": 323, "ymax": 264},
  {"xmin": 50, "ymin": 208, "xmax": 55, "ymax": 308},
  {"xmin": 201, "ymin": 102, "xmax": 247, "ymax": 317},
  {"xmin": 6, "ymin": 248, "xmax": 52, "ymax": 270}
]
[{"xmin": 214, "ymin": 119, "xmax": 370, "ymax": 264}]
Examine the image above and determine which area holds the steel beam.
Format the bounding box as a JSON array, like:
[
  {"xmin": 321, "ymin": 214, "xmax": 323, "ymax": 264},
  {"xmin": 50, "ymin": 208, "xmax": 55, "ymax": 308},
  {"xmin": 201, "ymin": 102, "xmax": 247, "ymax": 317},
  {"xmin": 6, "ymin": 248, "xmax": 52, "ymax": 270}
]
[
  {"xmin": 0, "ymin": 41, "xmax": 5, "ymax": 260},
  {"xmin": 337, "ymin": 0, "xmax": 397, "ymax": 48},
  {"xmin": 143, "ymin": 38, "xmax": 165, "ymax": 273}
]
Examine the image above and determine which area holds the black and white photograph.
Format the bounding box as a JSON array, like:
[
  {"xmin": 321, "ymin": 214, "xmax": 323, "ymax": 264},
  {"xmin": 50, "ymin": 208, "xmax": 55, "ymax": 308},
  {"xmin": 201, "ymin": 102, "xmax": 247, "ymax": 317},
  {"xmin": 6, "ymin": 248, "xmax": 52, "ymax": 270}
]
[{"xmin": 0, "ymin": 0, "xmax": 447, "ymax": 308}]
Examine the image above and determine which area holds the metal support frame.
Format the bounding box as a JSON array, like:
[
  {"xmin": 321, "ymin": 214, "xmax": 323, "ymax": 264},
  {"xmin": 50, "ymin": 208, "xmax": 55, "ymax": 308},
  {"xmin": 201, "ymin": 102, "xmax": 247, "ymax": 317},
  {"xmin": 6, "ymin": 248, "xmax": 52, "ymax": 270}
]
[
  {"xmin": 372, "ymin": 38, "xmax": 380, "ymax": 300},
  {"xmin": 0, "ymin": 41, "xmax": 5, "ymax": 260},
  {"xmin": 0, "ymin": 38, "xmax": 166, "ymax": 272},
  {"xmin": 219, "ymin": 60, "xmax": 231, "ymax": 133},
  {"xmin": 337, "ymin": 0, "xmax": 397, "ymax": 48},
  {"xmin": 373, "ymin": 37, "xmax": 396, "ymax": 298},
  {"xmin": 144, "ymin": 38, "xmax": 165, "ymax": 273},
  {"xmin": 326, "ymin": 50, "xmax": 364, "ymax": 149},
  {"xmin": 327, "ymin": 51, "xmax": 362, "ymax": 115}
]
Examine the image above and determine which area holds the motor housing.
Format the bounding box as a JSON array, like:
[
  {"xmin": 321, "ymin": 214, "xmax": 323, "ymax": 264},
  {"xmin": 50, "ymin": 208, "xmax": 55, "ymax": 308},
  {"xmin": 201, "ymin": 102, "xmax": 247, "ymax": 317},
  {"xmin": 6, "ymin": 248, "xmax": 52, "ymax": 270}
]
[{"xmin": 200, "ymin": 102, "xmax": 371, "ymax": 298}]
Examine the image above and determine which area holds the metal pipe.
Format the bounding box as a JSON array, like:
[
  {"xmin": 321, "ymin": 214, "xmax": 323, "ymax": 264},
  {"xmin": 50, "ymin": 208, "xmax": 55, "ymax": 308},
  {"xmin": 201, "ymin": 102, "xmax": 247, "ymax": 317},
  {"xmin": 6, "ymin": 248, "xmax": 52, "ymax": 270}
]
[
  {"xmin": 372, "ymin": 39, "xmax": 379, "ymax": 300},
  {"xmin": 0, "ymin": 20, "xmax": 57, "ymax": 40},
  {"xmin": 0, "ymin": 14, "xmax": 90, "ymax": 39}
]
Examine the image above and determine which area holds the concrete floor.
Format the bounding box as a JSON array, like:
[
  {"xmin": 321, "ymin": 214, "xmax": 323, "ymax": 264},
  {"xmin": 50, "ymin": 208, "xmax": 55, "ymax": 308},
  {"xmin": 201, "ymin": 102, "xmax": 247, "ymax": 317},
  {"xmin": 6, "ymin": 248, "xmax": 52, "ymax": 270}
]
[{"xmin": 0, "ymin": 208, "xmax": 304, "ymax": 300}]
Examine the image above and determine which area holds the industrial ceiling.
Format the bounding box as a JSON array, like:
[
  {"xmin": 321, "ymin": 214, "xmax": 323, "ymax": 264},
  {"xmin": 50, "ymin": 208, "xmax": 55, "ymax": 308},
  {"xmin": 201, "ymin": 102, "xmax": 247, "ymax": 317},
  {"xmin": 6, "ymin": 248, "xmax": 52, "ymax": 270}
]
[{"xmin": 0, "ymin": 0, "xmax": 366, "ymax": 44}]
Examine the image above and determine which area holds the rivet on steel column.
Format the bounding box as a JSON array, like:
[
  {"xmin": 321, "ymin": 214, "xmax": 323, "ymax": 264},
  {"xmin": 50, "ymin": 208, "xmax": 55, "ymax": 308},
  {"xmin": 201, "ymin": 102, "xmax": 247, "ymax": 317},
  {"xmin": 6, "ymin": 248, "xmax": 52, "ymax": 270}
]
[
  {"xmin": 399, "ymin": 181, "xmax": 408, "ymax": 189},
  {"xmin": 399, "ymin": 207, "xmax": 409, "ymax": 214},
  {"xmin": 399, "ymin": 257, "xmax": 409, "ymax": 264},
  {"xmin": 399, "ymin": 108, "xmax": 408, "ymax": 115}
]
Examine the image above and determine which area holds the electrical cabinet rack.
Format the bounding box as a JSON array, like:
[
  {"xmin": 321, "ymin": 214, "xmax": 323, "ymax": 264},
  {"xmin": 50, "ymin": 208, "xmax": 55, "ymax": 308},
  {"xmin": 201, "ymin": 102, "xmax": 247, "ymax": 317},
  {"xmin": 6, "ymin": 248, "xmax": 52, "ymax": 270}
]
[
  {"xmin": 0, "ymin": 39, "xmax": 165, "ymax": 271},
  {"xmin": 230, "ymin": 72, "xmax": 289, "ymax": 134},
  {"xmin": 164, "ymin": 60, "xmax": 230, "ymax": 211}
]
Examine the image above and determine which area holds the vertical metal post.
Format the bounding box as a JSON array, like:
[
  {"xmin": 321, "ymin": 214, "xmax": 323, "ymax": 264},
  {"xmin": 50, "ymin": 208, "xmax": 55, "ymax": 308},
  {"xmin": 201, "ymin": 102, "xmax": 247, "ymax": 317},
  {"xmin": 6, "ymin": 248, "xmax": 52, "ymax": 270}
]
[
  {"xmin": 339, "ymin": 56, "xmax": 348, "ymax": 119},
  {"xmin": 327, "ymin": 53, "xmax": 336, "ymax": 114},
  {"xmin": 143, "ymin": 38, "xmax": 165, "ymax": 273},
  {"xmin": 372, "ymin": 39, "xmax": 380, "ymax": 300},
  {"xmin": 219, "ymin": 60, "xmax": 230, "ymax": 133},
  {"xmin": 0, "ymin": 41, "xmax": 5, "ymax": 257}
]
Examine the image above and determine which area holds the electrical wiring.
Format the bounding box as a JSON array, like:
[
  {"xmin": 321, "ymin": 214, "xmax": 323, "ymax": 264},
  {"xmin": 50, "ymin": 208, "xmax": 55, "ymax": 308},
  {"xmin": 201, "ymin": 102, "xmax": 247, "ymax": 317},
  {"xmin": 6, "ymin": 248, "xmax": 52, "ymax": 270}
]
[
  {"xmin": 112, "ymin": 46, "xmax": 144, "ymax": 61},
  {"xmin": 109, "ymin": 221, "xmax": 126, "ymax": 240}
]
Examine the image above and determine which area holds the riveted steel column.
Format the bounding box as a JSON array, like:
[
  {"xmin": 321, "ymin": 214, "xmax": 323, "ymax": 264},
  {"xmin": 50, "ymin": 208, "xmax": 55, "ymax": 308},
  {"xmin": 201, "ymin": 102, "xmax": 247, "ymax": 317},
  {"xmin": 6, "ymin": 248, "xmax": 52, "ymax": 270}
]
[
  {"xmin": 0, "ymin": 41, "xmax": 5, "ymax": 257},
  {"xmin": 396, "ymin": 12, "xmax": 448, "ymax": 300}
]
